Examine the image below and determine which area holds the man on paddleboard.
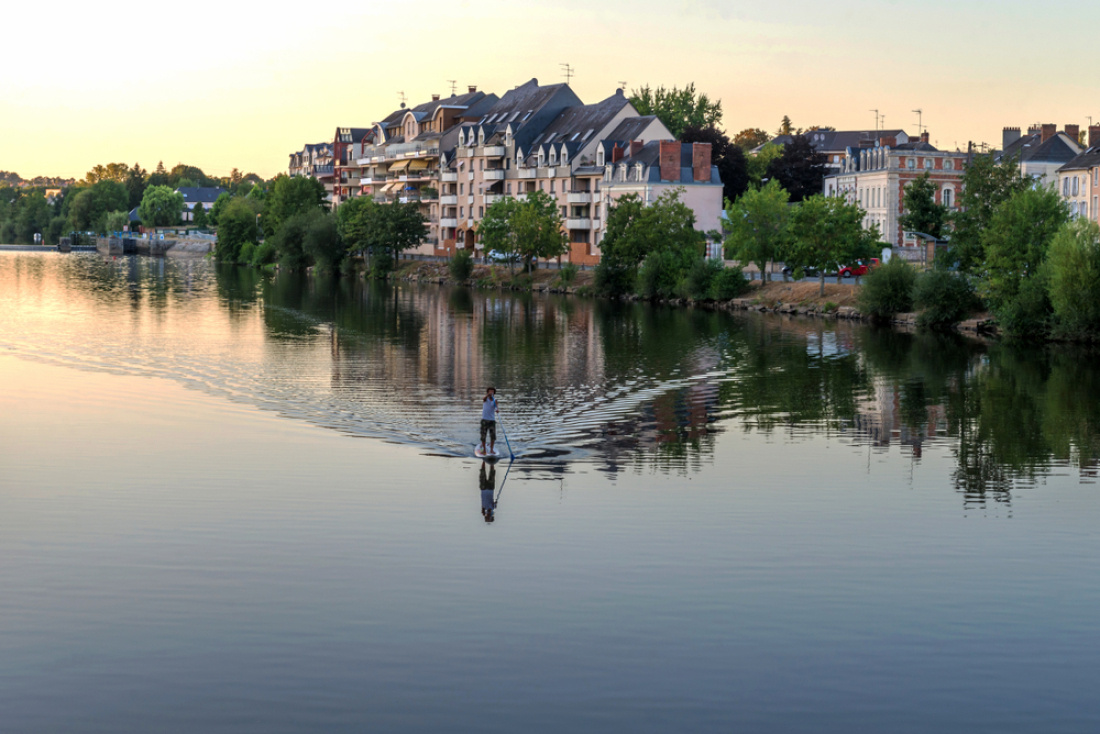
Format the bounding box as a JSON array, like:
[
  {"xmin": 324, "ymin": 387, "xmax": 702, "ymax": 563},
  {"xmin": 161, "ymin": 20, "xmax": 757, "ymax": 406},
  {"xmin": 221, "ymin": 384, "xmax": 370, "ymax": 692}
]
[{"xmin": 479, "ymin": 387, "xmax": 498, "ymax": 456}]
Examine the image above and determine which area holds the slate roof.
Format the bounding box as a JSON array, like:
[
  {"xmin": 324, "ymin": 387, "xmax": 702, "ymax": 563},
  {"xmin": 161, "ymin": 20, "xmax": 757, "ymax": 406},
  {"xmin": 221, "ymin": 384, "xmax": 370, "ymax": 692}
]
[
  {"xmin": 527, "ymin": 90, "xmax": 631, "ymax": 148},
  {"xmin": 603, "ymin": 115, "xmax": 659, "ymax": 144},
  {"xmin": 175, "ymin": 187, "xmax": 226, "ymax": 204},
  {"xmin": 1058, "ymin": 146, "xmax": 1100, "ymax": 172},
  {"xmin": 474, "ymin": 78, "xmax": 582, "ymax": 148},
  {"xmin": 998, "ymin": 132, "xmax": 1080, "ymax": 164},
  {"xmin": 893, "ymin": 141, "xmax": 939, "ymax": 152},
  {"xmin": 755, "ymin": 129, "xmax": 909, "ymax": 154},
  {"xmin": 610, "ymin": 142, "xmax": 721, "ymax": 185},
  {"xmin": 335, "ymin": 127, "xmax": 373, "ymax": 143}
]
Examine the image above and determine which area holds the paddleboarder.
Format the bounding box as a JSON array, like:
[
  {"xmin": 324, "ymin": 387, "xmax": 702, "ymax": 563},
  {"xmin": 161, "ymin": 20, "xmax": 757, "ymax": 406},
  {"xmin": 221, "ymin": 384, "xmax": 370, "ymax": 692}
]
[
  {"xmin": 478, "ymin": 386, "xmax": 499, "ymax": 456},
  {"xmin": 479, "ymin": 461, "xmax": 497, "ymax": 523}
]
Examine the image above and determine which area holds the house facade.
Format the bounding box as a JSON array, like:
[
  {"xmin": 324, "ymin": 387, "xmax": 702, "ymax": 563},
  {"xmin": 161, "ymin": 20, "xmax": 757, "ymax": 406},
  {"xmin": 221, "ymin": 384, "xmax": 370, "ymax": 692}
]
[
  {"xmin": 757, "ymin": 129, "xmax": 912, "ymax": 175},
  {"xmin": 176, "ymin": 187, "xmax": 227, "ymax": 222},
  {"xmin": 823, "ymin": 133, "xmax": 967, "ymax": 247},
  {"xmin": 997, "ymin": 124, "xmax": 1083, "ymax": 187},
  {"xmin": 1056, "ymin": 136, "xmax": 1100, "ymax": 222}
]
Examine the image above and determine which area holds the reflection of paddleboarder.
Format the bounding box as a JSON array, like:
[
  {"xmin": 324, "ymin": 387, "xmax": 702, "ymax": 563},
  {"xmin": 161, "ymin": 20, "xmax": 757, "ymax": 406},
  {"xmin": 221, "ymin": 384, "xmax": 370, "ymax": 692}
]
[
  {"xmin": 478, "ymin": 386, "xmax": 499, "ymax": 456},
  {"xmin": 479, "ymin": 461, "xmax": 497, "ymax": 522}
]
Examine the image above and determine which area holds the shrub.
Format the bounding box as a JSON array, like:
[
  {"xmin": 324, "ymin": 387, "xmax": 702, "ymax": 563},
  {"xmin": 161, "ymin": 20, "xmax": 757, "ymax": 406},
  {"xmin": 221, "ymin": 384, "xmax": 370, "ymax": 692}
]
[
  {"xmin": 250, "ymin": 241, "xmax": 277, "ymax": 268},
  {"xmin": 238, "ymin": 241, "xmax": 256, "ymax": 265},
  {"xmin": 215, "ymin": 198, "xmax": 261, "ymax": 262},
  {"xmin": 637, "ymin": 249, "xmax": 684, "ymax": 299},
  {"xmin": 303, "ymin": 213, "xmax": 344, "ymax": 272},
  {"xmin": 1047, "ymin": 218, "xmax": 1100, "ymax": 339},
  {"xmin": 270, "ymin": 211, "xmax": 317, "ymax": 271},
  {"xmin": 857, "ymin": 258, "xmax": 917, "ymax": 321},
  {"xmin": 593, "ymin": 260, "xmax": 635, "ymax": 298},
  {"xmin": 913, "ymin": 268, "xmax": 978, "ymax": 328},
  {"xmin": 998, "ymin": 272, "xmax": 1052, "ymax": 339},
  {"xmin": 709, "ymin": 265, "xmax": 749, "ymax": 300},
  {"xmin": 681, "ymin": 258, "xmax": 722, "ymax": 300},
  {"xmin": 559, "ymin": 262, "xmax": 579, "ymax": 287},
  {"xmin": 449, "ymin": 249, "xmax": 474, "ymax": 281}
]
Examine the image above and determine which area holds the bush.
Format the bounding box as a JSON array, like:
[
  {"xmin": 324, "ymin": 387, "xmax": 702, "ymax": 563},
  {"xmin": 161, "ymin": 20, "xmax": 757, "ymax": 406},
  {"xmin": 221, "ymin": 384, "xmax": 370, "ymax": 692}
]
[
  {"xmin": 637, "ymin": 249, "xmax": 685, "ymax": 300},
  {"xmin": 709, "ymin": 265, "xmax": 749, "ymax": 300},
  {"xmin": 559, "ymin": 262, "xmax": 579, "ymax": 287},
  {"xmin": 1047, "ymin": 218, "xmax": 1100, "ymax": 339},
  {"xmin": 250, "ymin": 241, "xmax": 277, "ymax": 268},
  {"xmin": 913, "ymin": 268, "xmax": 978, "ymax": 328},
  {"xmin": 271, "ymin": 211, "xmax": 318, "ymax": 271},
  {"xmin": 999, "ymin": 272, "xmax": 1052, "ymax": 339},
  {"xmin": 238, "ymin": 241, "xmax": 256, "ymax": 265},
  {"xmin": 215, "ymin": 198, "xmax": 261, "ymax": 262},
  {"xmin": 681, "ymin": 258, "xmax": 722, "ymax": 300},
  {"xmin": 449, "ymin": 249, "xmax": 474, "ymax": 281},
  {"xmin": 857, "ymin": 258, "xmax": 917, "ymax": 321},
  {"xmin": 303, "ymin": 213, "xmax": 344, "ymax": 273},
  {"xmin": 593, "ymin": 260, "xmax": 635, "ymax": 298}
]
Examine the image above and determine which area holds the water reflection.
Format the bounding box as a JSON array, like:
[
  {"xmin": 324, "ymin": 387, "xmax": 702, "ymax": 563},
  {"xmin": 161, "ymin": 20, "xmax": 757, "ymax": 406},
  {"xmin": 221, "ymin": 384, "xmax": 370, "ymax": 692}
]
[
  {"xmin": 1, "ymin": 253, "xmax": 1099, "ymax": 504},
  {"xmin": 479, "ymin": 462, "xmax": 497, "ymax": 523}
]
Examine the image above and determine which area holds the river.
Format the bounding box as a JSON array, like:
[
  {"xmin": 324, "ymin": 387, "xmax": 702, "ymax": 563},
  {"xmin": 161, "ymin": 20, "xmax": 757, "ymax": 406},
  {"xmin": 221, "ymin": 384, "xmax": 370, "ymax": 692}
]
[{"xmin": 2, "ymin": 253, "xmax": 1098, "ymax": 732}]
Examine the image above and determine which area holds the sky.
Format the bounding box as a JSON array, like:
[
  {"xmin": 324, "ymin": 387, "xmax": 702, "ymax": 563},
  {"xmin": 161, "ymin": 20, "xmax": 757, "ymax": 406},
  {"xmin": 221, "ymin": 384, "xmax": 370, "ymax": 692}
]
[{"xmin": 3, "ymin": 0, "xmax": 1098, "ymax": 181}]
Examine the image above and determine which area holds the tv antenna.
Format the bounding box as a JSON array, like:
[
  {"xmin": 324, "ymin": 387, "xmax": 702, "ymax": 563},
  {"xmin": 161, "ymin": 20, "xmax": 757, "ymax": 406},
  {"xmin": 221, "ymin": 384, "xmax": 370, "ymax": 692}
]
[
  {"xmin": 560, "ymin": 63, "xmax": 574, "ymax": 84},
  {"xmin": 619, "ymin": 80, "xmax": 628, "ymax": 91},
  {"xmin": 398, "ymin": 91, "xmax": 408, "ymax": 107},
  {"xmin": 447, "ymin": 80, "xmax": 457, "ymax": 95},
  {"xmin": 913, "ymin": 108, "xmax": 925, "ymax": 135},
  {"xmin": 870, "ymin": 109, "xmax": 880, "ymax": 131}
]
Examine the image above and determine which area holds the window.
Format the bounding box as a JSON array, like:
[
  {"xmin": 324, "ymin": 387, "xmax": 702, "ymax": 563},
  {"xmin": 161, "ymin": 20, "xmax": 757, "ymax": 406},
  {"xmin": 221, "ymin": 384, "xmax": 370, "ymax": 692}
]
[
  {"xmin": 549, "ymin": 150, "xmax": 557, "ymax": 165},
  {"xmin": 561, "ymin": 150, "xmax": 568, "ymax": 165},
  {"xmin": 923, "ymin": 158, "xmax": 933, "ymax": 169},
  {"xmin": 562, "ymin": 206, "xmax": 567, "ymax": 217},
  {"xmin": 1073, "ymin": 177, "xmax": 1080, "ymax": 196},
  {"xmin": 944, "ymin": 159, "xmax": 954, "ymax": 170},
  {"xmin": 538, "ymin": 151, "xmax": 545, "ymax": 166},
  {"xmin": 479, "ymin": 206, "xmax": 483, "ymax": 217},
  {"xmin": 459, "ymin": 183, "xmax": 464, "ymax": 194},
  {"xmin": 539, "ymin": 181, "xmax": 544, "ymax": 191},
  {"xmin": 943, "ymin": 188, "xmax": 953, "ymax": 208},
  {"xmin": 1093, "ymin": 196, "xmax": 1098, "ymax": 219},
  {"xmin": 550, "ymin": 181, "xmax": 555, "ymax": 193},
  {"xmin": 460, "ymin": 207, "xmax": 465, "ymax": 217},
  {"xmin": 507, "ymin": 183, "xmax": 512, "ymax": 194},
  {"xmin": 480, "ymin": 160, "xmax": 484, "ymax": 171},
  {"xmin": 907, "ymin": 158, "xmax": 915, "ymax": 169},
  {"xmin": 597, "ymin": 149, "xmax": 605, "ymax": 166},
  {"xmin": 1064, "ymin": 178, "xmax": 1071, "ymax": 196}
]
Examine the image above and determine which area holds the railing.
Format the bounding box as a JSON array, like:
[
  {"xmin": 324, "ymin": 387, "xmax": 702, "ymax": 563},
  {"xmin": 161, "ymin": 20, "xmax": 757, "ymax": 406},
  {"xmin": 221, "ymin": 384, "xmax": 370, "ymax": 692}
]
[
  {"xmin": 482, "ymin": 145, "xmax": 506, "ymax": 157},
  {"xmin": 483, "ymin": 170, "xmax": 505, "ymax": 181},
  {"xmin": 313, "ymin": 164, "xmax": 334, "ymax": 175},
  {"xmin": 518, "ymin": 169, "xmax": 537, "ymax": 179},
  {"xmin": 386, "ymin": 142, "xmax": 440, "ymax": 159},
  {"xmin": 567, "ymin": 191, "xmax": 592, "ymax": 203},
  {"xmin": 441, "ymin": 218, "xmax": 458, "ymax": 227},
  {"xmin": 566, "ymin": 218, "xmax": 593, "ymax": 229},
  {"xmin": 441, "ymin": 171, "xmax": 458, "ymax": 182},
  {"xmin": 484, "ymin": 194, "xmax": 504, "ymax": 205},
  {"xmin": 440, "ymin": 195, "xmax": 458, "ymax": 205}
]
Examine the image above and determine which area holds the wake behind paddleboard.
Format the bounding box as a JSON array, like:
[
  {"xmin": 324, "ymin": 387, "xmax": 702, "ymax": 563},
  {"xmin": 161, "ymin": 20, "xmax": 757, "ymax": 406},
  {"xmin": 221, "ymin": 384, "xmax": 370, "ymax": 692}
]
[{"xmin": 475, "ymin": 446, "xmax": 502, "ymax": 460}]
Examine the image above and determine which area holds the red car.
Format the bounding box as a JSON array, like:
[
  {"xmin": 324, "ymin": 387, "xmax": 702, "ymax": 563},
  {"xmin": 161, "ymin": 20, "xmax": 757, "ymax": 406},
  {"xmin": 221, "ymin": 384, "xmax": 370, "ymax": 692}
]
[{"xmin": 839, "ymin": 258, "xmax": 880, "ymax": 278}]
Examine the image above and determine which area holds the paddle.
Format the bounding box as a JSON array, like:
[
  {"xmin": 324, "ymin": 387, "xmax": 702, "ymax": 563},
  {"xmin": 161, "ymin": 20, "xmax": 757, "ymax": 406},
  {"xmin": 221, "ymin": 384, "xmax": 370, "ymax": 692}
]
[{"xmin": 498, "ymin": 414, "xmax": 516, "ymax": 460}]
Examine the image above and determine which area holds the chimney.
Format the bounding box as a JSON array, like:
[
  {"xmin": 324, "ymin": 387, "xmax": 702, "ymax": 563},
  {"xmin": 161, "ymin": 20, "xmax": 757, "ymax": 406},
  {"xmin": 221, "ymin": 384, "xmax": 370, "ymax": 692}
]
[
  {"xmin": 1090, "ymin": 125, "xmax": 1100, "ymax": 148},
  {"xmin": 611, "ymin": 144, "xmax": 624, "ymax": 164},
  {"xmin": 692, "ymin": 143, "xmax": 711, "ymax": 183},
  {"xmin": 1003, "ymin": 127, "xmax": 1021, "ymax": 149},
  {"xmin": 1041, "ymin": 124, "xmax": 1056, "ymax": 143},
  {"xmin": 432, "ymin": 94, "xmax": 440, "ymax": 101},
  {"xmin": 878, "ymin": 136, "xmax": 897, "ymax": 148},
  {"xmin": 629, "ymin": 140, "xmax": 644, "ymax": 157},
  {"xmin": 920, "ymin": 131, "xmax": 930, "ymax": 144},
  {"xmin": 468, "ymin": 85, "xmax": 477, "ymax": 93},
  {"xmin": 659, "ymin": 140, "xmax": 681, "ymax": 182},
  {"xmin": 1028, "ymin": 125, "xmax": 1042, "ymax": 136},
  {"xmin": 1065, "ymin": 124, "xmax": 1080, "ymax": 142}
]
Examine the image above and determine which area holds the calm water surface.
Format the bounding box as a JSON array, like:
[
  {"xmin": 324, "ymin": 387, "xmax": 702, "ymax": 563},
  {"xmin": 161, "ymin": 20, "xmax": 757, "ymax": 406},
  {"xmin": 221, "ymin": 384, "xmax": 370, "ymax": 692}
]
[{"xmin": 1, "ymin": 253, "xmax": 1098, "ymax": 732}]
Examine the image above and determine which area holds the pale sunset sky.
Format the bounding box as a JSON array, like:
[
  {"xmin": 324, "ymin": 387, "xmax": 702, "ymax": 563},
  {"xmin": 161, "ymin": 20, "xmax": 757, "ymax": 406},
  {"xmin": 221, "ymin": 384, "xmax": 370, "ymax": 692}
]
[{"xmin": 2, "ymin": 0, "xmax": 1096, "ymax": 181}]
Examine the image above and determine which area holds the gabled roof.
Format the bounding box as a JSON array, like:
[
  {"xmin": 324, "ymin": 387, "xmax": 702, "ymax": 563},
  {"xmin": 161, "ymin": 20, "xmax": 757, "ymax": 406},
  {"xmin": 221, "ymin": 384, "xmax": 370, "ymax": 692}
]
[
  {"xmin": 894, "ymin": 141, "xmax": 939, "ymax": 152},
  {"xmin": 334, "ymin": 127, "xmax": 373, "ymax": 143},
  {"xmin": 998, "ymin": 132, "xmax": 1080, "ymax": 164},
  {"xmin": 603, "ymin": 115, "xmax": 659, "ymax": 144},
  {"xmin": 1059, "ymin": 146, "xmax": 1100, "ymax": 172},
  {"xmin": 527, "ymin": 90, "xmax": 632, "ymax": 148},
  {"xmin": 756, "ymin": 129, "xmax": 909, "ymax": 155},
  {"xmin": 475, "ymin": 78, "xmax": 582, "ymax": 149},
  {"xmin": 175, "ymin": 186, "xmax": 226, "ymax": 204},
  {"xmin": 609, "ymin": 142, "xmax": 720, "ymax": 184}
]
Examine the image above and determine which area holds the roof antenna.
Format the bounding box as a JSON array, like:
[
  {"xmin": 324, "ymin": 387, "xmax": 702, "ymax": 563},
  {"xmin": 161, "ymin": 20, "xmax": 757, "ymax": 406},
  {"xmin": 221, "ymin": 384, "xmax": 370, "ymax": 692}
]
[
  {"xmin": 398, "ymin": 91, "xmax": 407, "ymax": 108},
  {"xmin": 560, "ymin": 63, "xmax": 574, "ymax": 84},
  {"xmin": 447, "ymin": 80, "xmax": 457, "ymax": 96},
  {"xmin": 912, "ymin": 108, "xmax": 925, "ymax": 135},
  {"xmin": 619, "ymin": 80, "xmax": 628, "ymax": 91},
  {"xmin": 869, "ymin": 109, "xmax": 880, "ymax": 131}
]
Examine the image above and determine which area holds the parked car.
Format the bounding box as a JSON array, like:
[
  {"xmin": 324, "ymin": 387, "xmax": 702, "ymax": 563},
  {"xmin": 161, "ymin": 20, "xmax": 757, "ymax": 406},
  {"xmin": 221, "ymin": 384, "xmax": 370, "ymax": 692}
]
[
  {"xmin": 781, "ymin": 265, "xmax": 820, "ymax": 278},
  {"xmin": 486, "ymin": 249, "xmax": 520, "ymax": 263},
  {"xmin": 838, "ymin": 258, "xmax": 880, "ymax": 278}
]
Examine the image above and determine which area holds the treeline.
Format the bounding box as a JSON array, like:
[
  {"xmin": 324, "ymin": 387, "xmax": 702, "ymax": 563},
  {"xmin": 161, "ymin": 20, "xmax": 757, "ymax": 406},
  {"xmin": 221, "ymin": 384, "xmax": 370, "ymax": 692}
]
[
  {"xmin": 212, "ymin": 175, "xmax": 427, "ymax": 275},
  {"xmin": 0, "ymin": 162, "xmax": 267, "ymax": 245}
]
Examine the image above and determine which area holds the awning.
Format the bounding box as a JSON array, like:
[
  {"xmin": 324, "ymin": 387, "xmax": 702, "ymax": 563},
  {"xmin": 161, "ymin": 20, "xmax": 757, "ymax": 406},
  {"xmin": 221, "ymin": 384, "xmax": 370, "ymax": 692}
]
[
  {"xmin": 381, "ymin": 182, "xmax": 399, "ymax": 193},
  {"xmin": 388, "ymin": 159, "xmax": 410, "ymax": 171},
  {"xmin": 407, "ymin": 159, "xmax": 429, "ymax": 170}
]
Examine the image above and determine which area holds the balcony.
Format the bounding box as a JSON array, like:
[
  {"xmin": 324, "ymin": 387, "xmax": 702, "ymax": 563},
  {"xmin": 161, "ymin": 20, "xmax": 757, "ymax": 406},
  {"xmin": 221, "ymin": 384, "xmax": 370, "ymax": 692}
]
[
  {"xmin": 441, "ymin": 171, "xmax": 457, "ymax": 182},
  {"xmin": 440, "ymin": 195, "xmax": 458, "ymax": 205},
  {"xmin": 518, "ymin": 169, "xmax": 537, "ymax": 179},
  {"xmin": 313, "ymin": 164, "xmax": 334, "ymax": 176},
  {"xmin": 484, "ymin": 193, "xmax": 504, "ymax": 205},
  {"xmin": 483, "ymin": 169, "xmax": 505, "ymax": 181},
  {"xmin": 467, "ymin": 195, "xmax": 474, "ymax": 206},
  {"xmin": 567, "ymin": 191, "xmax": 593, "ymax": 204},
  {"xmin": 441, "ymin": 218, "xmax": 458, "ymax": 228},
  {"xmin": 467, "ymin": 172, "xmax": 475, "ymax": 180},
  {"xmin": 482, "ymin": 145, "xmax": 506, "ymax": 157},
  {"xmin": 566, "ymin": 218, "xmax": 593, "ymax": 229}
]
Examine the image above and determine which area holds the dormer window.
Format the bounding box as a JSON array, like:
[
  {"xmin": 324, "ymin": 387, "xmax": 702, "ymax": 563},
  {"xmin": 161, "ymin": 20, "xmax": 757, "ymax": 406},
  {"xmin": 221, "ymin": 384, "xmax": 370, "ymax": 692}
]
[
  {"xmin": 634, "ymin": 163, "xmax": 644, "ymax": 181},
  {"xmin": 478, "ymin": 129, "xmax": 485, "ymax": 145},
  {"xmin": 538, "ymin": 150, "xmax": 545, "ymax": 166},
  {"xmin": 549, "ymin": 149, "xmax": 557, "ymax": 165},
  {"xmin": 617, "ymin": 164, "xmax": 627, "ymax": 181},
  {"xmin": 561, "ymin": 150, "xmax": 568, "ymax": 165},
  {"xmin": 597, "ymin": 149, "xmax": 605, "ymax": 166}
]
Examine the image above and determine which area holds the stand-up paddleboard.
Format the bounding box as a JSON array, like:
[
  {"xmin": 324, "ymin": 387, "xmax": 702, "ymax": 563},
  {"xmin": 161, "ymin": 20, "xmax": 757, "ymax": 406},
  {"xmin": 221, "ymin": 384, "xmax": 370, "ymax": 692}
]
[{"xmin": 475, "ymin": 445, "xmax": 502, "ymax": 460}]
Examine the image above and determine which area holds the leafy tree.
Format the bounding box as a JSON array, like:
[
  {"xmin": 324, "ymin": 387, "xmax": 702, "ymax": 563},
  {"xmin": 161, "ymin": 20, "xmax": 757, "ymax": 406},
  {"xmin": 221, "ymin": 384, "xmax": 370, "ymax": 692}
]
[
  {"xmin": 787, "ymin": 194, "xmax": 877, "ymax": 295},
  {"xmin": 733, "ymin": 128, "xmax": 770, "ymax": 149},
  {"xmin": 82, "ymin": 162, "xmax": 131, "ymax": 185},
  {"xmin": 68, "ymin": 180, "xmax": 129, "ymax": 233},
  {"xmin": 913, "ymin": 269, "xmax": 978, "ymax": 328},
  {"xmin": 335, "ymin": 197, "xmax": 425, "ymax": 274},
  {"xmin": 597, "ymin": 189, "xmax": 702, "ymax": 295},
  {"xmin": 104, "ymin": 210, "xmax": 129, "ymax": 233},
  {"xmin": 681, "ymin": 124, "xmax": 748, "ymax": 203},
  {"xmin": 303, "ymin": 211, "xmax": 344, "ymax": 272},
  {"xmin": 747, "ymin": 143, "xmax": 784, "ymax": 189},
  {"xmin": 629, "ymin": 83, "xmax": 722, "ymax": 139},
  {"xmin": 138, "ymin": 185, "xmax": 185, "ymax": 228},
  {"xmin": 262, "ymin": 174, "xmax": 325, "ymax": 237},
  {"xmin": 510, "ymin": 189, "xmax": 566, "ymax": 274},
  {"xmin": 858, "ymin": 258, "xmax": 917, "ymax": 321},
  {"xmin": 1046, "ymin": 217, "xmax": 1100, "ymax": 338},
  {"xmin": 215, "ymin": 198, "xmax": 261, "ymax": 262},
  {"xmin": 478, "ymin": 196, "xmax": 522, "ymax": 276},
  {"xmin": 765, "ymin": 134, "xmax": 827, "ymax": 202},
  {"xmin": 899, "ymin": 171, "xmax": 948, "ymax": 241},
  {"xmin": 148, "ymin": 161, "xmax": 169, "ymax": 187},
  {"xmin": 724, "ymin": 180, "xmax": 790, "ymax": 282},
  {"xmin": 949, "ymin": 153, "xmax": 1027, "ymax": 272},
  {"xmin": 207, "ymin": 192, "xmax": 231, "ymax": 227},
  {"xmin": 777, "ymin": 115, "xmax": 794, "ymax": 136},
  {"xmin": 981, "ymin": 185, "xmax": 1068, "ymax": 337},
  {"xmin": 191, "ymin": 202, "xmax": 208, "ymax": 228},
  {"xmin": 169, "ymin": 164, "xmax": 209, "ymax": 188}
]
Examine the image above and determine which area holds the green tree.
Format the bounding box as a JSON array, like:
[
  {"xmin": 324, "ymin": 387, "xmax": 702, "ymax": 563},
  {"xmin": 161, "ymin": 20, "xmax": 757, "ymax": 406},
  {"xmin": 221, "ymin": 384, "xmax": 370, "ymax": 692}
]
[
  {"xmin": 777, "ymin": 115, "xmax": 794, "ymax": 136},
  {"xmin": 478, "ymin": 196, "xmax": 522, "ymax": 276},
  {"xmin": 734, "ymin": 128, "xmax": 770, "ymax": 149},
  {"xmin": 1046, "ymin": 217, "xmax": 1100, "ymax": 338},
  {"xmin": 104, "ymin": 210, "xmax": 129, "ymax": 233},
  {"xmin": 68, "ymin": 180, "xmax": 129, "ymax": 233},
  {"xmin": 746, "ymin": 143, "xmax": 784, "ymax": 189},
  {"xmin": 858, "ymin": 258, "xmax": 917, "ymax": 321},
  {"xmin": 765, "ymin": 134, "xmax": 827, "ymax": 202},
  {"xmin": 899, "ymin": 171, "xmax": 948, "ymax": 241},
  {"xmin": 191, "ymin": 202, "xmax": 208, "ymax": 228},
  {"xmin": 335, "ymin": 197, "xmax": 425, "ymax": 275},
  {"xmin": 214, "ymin": 197, "xmax": 261, "ymax": 262},
  {"xmin": 787, "ymin": 194, "xmax": 876, "ymax": 295},
  {"xmin": 207, "ymin": 192, "xmax": 231, "ymax": 227},
  {"xmin": 681, "ymin": 124, "xmax": 748, "ymax": 203},
  {"xmin": 724, "ymin": 180, "xmax": 790, "ymax": 282},
  {"xmin": 949, "ymin": 153, "xmax": 1027, "ymax": 272},
  {"xmin": 138, "ymin": 185, "xmax": 185, "ymax": 228},
  {"xmin": 262, "ymin": 174, "xmax": 326, "ymax": 237},
  {"xmin": 148, "ymin": 161, "xmax": 169, "ymax": 187},
  {"xmin": 13, "ymin": 192, "xmax": 51, "ymax": 244},
  {"xmin": 510, "ymin": 189, "xmax": 566, "ymax": 274},
  {"xmin": 629, "ymin": 83, "xmax": 722, "ymax": 139},
  {"xmin": 303, "ymin": 211, "xmax": 344, "ymax": 272},
  {"xmin": 125, "ymin": 163, "xmax": 147, "ymax": 209},
  {"xmin": 981, "ymin": 185, "xmax": 1068, "ymax": 337}
]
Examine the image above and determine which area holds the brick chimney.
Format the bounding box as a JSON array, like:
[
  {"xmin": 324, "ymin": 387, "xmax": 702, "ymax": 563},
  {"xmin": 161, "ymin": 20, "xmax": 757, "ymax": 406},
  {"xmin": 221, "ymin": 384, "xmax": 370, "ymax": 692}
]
[
  {"xmin": 659, "ymin": 141, "xmax": 681, "ymax": 182},
  {"xmin": 432, "ymin": 94, "xmax": 440, "ymax": 101},
  {"xmin": 879, "ymin": 136, "xmax": 897, "ymax": 147},
  {"xmin": 692, "ymin": 143, "xmax": 711, "ymax": 182},
  {"xmin": 1028, "ymin": 125, "xmax": 1042, "ymax": 136},
  {"xmin": 1090, "ymin": 125, "xmax": 1100, "ymax": 148},
  {"xmin": 1003, "ymin": 127, "xmax": 1021, "ymax": 149},
  {"xmin": 630, "ymin": 140, "xmax": 644, "ymax": 157},
  {"xmin": 611, "ymin": 144, "xmax": 624, "ymax": 164},
  {"xmin": 920, "ymin": 131, "xmax": 930, "ymax": 144},
  {"xmin": 1065, "ymin": 124, "xmax": 1080, "ymax": 142},
  {"xmin": 1041, "ymin": 123, "xmax": 1057, "ymax": 143},
  {"xmin": 468, "ymin": 85, "xmax": 477, "ymax": 93}
]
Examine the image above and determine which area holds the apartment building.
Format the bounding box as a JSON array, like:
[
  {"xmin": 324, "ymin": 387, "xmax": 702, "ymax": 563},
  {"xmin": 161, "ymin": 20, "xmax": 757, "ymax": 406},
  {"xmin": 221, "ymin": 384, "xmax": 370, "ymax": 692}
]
[
  {"xmin": 760, "ymin": 129, "xmax": 913, "ymax": 175},
  {"xmin": 997, "ymin": 124, "xmax": 1082, "ymax": 187},
  {"xmin": 288, "ymin": 142, "xmax": 334, "ymax": 201},
  {"xmin": 823, "ymin": 133, "xmax": 967, "ymax": 247},
  {"xmin": 1056, "ymin": 129, "xmax": 1100, "ymax": 222}
]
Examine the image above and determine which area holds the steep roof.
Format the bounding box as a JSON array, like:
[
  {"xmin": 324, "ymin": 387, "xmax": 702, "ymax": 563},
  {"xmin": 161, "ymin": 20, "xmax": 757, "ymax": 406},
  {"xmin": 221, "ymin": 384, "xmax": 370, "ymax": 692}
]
[
  {"xmin": 527, "ymin": 90, "xmax": 632, "ymax": 148},
  {"xmin": 1059, "ymin": 146, "xmax": 1100, "ymax": 172},
  {"xmin": 334, "ymin": 127, "xmax": 373, "ymax": 143},
  {"xmin": 998, "ymin": 132, "xmax": 1080, "ymax": 164},
  {"xmin": 894, "ymin": 141, "xmax": 939, "ymax": 152},
  {"xmin": 610, "ymin": 142, "xmax": 721, "ymax": 185},
  {"xmin": 175, "ymin": 186, "xmax": 226, "ymax": 204},
  {"xmin": 603, "ymin": 115, "xmax": 659, "ymax": 144},
  {"xmin": 475, "ymin": 78, "xmax": 583, "ymax": 148},
  {"xmin": 756, "ymin": 129, "xmax": 909, "ymax": 154}
]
